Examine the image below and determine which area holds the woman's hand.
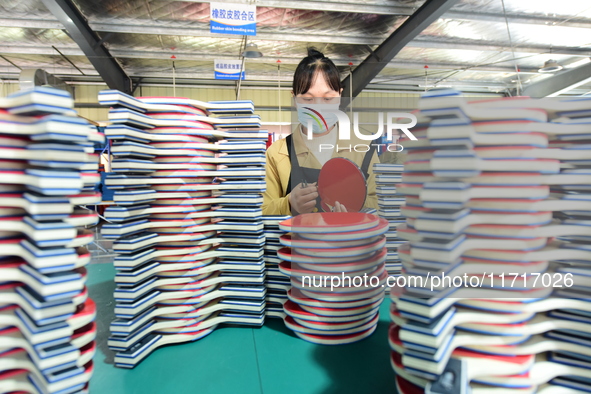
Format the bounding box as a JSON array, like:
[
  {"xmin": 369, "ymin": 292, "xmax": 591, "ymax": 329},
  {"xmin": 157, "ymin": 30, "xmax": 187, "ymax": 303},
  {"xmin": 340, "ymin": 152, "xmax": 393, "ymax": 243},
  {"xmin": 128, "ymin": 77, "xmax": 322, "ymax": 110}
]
[
  {"xmin": 333, "ymin": 201, "xmax": 347, "ymax": 212},
  {"xmin": 289, "ymin": 182, "xmax": 318, "ymax": 214}
]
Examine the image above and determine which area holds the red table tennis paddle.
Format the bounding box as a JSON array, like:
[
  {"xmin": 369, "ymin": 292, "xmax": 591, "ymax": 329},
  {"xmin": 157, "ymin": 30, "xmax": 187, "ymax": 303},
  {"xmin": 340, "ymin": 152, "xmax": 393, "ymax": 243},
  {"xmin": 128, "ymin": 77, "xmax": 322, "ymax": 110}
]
[{"xmin": 318, "ymin": 157, "xmax": 367, "ymax": 212}]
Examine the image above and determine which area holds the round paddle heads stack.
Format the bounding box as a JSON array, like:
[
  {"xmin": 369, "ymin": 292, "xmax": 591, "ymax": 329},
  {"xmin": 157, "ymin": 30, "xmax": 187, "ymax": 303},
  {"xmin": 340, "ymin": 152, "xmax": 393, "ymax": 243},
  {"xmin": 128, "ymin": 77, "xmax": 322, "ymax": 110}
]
[
  {"xmin": 100, "ymin": 91, "xmax": 268, "ymax": 368},
  {"xmin": 0, "ymin": 87, "xmax": 100, "ymax": 393},
  {"xmin": 278, "ymin": 212, "xmax": 388, "ymax": 344},
  {"xmin": 390, "ymin": 89, "xmax": 591, "ymax": 392},
  {"xmin": 318, "ymin": 157, "xmax": 367, "ymax": 212}
]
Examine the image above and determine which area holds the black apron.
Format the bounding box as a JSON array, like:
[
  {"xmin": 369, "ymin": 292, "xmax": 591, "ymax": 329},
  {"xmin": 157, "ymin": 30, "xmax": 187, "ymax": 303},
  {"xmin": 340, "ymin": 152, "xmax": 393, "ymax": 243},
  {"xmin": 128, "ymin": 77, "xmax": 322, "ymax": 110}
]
[{"xmin": 285, "ymin": 134, "xmax": 375, "ymax": 212}]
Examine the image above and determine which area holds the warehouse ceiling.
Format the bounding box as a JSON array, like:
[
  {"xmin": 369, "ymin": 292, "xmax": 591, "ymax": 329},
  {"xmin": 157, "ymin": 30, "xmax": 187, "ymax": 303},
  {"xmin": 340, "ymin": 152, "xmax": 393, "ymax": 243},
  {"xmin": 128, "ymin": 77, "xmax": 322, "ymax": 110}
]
[{"xmin": 1, "ymin": 0, "xmax": 591, "ymax": 95}]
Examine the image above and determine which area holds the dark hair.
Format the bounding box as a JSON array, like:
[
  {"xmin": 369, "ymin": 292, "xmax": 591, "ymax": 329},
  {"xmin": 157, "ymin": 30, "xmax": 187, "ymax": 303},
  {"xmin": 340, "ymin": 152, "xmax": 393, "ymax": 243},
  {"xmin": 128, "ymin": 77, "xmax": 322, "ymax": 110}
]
[{"xmin": 292, "ymin": 48, "xmax": 342, "ymax": 96}]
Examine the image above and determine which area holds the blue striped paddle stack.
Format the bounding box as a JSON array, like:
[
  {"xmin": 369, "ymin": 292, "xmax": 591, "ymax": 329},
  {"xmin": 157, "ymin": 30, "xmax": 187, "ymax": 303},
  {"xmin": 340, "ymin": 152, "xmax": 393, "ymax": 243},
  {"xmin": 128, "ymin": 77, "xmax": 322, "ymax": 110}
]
[
  {"xmin": 98, "ymin": 90, "xmax": 268, "ymax": 368},
  {"xmin": 391, "ymin": 89, "xmax": 591, "ymax": 393},
  {"xmin": 374, "ymin": 162, "xmax": 406, "ymax": 286},
  {"xmin": 262, "ymin": 215, "xmax": 291, "ymax": 318},
  {"xmin": 0, "ymin": 87, "xmax": 102, "ymax": 393}
]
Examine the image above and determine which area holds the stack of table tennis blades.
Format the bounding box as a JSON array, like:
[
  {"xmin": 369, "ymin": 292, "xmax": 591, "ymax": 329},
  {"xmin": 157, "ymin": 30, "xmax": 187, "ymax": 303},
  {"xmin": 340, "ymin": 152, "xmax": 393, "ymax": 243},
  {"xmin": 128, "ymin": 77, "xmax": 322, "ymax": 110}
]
[
  {"xmin": 262, "ymin": 216, "xmax": 291, "ymax": 318},
  {"xmin": 389, "ymin": 89, "xmax": 591, "ymax": 393},
  {"xmin": 97, "ymin": 90, "xmax": 267, "ymax": 368},
  {"xmin": 0, "ymin": 87, "xmax": 102, "ymax": 393},
  {"xmin": 211, "ymin": 123, "xmax": 268, "ymax": 330},
  {"xmin": 542, "ymin": 98, "xmax": 591, "ymax": 393},
  {"xmin": 373, "ymin": 163, "xmax": 405, "ymax": 283},
  {"xmin": 277, "ymin": 213, "xmax": 388, "ymax": 344}
]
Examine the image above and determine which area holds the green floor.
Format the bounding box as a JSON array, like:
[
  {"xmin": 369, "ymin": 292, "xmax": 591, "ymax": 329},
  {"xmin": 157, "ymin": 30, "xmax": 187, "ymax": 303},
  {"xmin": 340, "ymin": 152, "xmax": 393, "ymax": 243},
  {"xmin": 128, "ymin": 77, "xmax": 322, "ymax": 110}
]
[{"xmin": 87, "ymin": 263, "xmax": 397, "ymax": 394}]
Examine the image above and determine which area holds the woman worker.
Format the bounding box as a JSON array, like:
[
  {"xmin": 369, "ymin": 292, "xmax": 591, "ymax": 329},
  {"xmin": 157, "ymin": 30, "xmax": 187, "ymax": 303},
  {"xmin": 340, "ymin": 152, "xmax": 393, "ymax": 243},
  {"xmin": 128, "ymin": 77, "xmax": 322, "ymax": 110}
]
[{"xmin": 262, "ymin": 48, "xmax": 379, "ymax": 216}]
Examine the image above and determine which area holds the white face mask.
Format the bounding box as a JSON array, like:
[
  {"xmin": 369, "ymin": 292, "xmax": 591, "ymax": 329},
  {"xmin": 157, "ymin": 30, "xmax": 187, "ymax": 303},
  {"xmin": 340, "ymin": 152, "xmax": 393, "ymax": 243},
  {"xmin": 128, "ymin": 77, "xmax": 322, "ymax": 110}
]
[{"xmin": 296, "ymin": 101, "xmax": 341, "ymax": 135}]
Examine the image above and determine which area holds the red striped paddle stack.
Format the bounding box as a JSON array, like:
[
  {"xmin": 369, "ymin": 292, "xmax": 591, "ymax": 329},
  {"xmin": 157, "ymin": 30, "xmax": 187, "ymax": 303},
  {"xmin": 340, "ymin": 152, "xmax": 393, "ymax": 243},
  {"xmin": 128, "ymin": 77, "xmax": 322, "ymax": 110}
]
[
  {"xmin": 0, "ymin": 87, "xmax": 102, "ymax": 393},
  {"xmin": 99, "ymin": 90, "xmax": 268, "ymax": 368},
  {"xmin": 391, "ymin": 89, "xmax": 591, "ymax": 393},
  {"xmin": 277, "ymin": 212, "xmax": 389, "ymax": 344}
]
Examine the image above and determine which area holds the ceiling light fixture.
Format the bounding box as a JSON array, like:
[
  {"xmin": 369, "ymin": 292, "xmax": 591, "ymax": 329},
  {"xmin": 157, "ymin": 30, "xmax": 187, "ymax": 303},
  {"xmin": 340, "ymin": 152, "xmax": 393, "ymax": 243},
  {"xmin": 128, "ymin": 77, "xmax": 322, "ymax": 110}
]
[
  {"xmin": 539, "ymin": 59, "xmax": 563, "ymax": 73},
  {"xmin": 242, "ymin": 43, "xmax": 263, "ymax": 58}
]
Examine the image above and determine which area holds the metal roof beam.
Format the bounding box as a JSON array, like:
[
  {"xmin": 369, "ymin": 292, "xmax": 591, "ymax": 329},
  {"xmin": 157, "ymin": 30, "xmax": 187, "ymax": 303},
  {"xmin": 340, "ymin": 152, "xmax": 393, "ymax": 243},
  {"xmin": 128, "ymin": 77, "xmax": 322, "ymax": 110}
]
[
  {"xmin": 446, "ymin": 10, "xmax": 591, "ymax": 29},
  {"xmin": 0, "ymin": 66, "xmax": 99, "ymax": 76},
  {"xmin": 2, "ymin": 16, "xmax": 591, "ymax": 57},
  {"xmin": 521, "ymin": 62, "xmax": 591, "ymax": 97},
  {"xmin": 89, "ymin": 22, "xmax": 384, "ymax": 45},
  {"xmin": 125, "ymin": 71, "xmax": 505, "ymax": 88},
  {"xmin": 4, "ymin": 4, "xmax": 591, "ymax": 28},
  {"xmin": 0, "ymin": 44, "xmax": 540, "ymax": 74},
  {"xmin": 89, "ymin": 24, "xmax": 591, "ymax": 57},
  {"xmin": 86, "ymin": 21, "xmax": 591, "ymax": 56},
  {"xmin": 38, "ymin": 0, "xmax": 132, "ymax": 93},
  {"xmin": 0, "ymin": 18, "xmax": 63, "ymax": 29},
  {"xmin": 409, "ymin": 38, "xmax": 591, "ymax": 56},
  {"xmin": 185, "ymin": 1, "xmax": 591, "ymax": 29},
  {"xmin": 192, "ymin": 0, "xmax": 415, "ymax": 15},
  {"xmin": 341, "ymin": 0, "xmax": 460, "ymax": 99}
]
